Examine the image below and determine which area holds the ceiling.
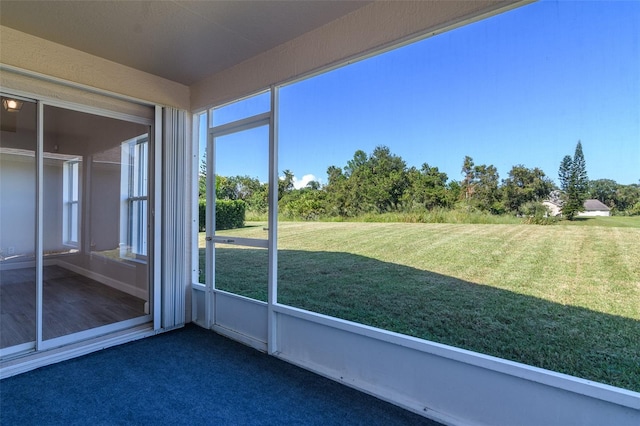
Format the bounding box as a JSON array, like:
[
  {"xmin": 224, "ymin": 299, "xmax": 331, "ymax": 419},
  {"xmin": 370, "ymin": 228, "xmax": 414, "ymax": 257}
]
[{"xmin": 0, "ymin": 0, "xmax": 371, "ymax": 86}]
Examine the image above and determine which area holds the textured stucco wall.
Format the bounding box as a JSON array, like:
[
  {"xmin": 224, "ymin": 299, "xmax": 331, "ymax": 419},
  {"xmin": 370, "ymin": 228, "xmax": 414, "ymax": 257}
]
[
  {"xmin": 0, "ymin": 25, "xmax": 190, "ymax": 110},
  {"xmin": 190, "ymin": 0, "xmax": 525, "ymax": 111}
]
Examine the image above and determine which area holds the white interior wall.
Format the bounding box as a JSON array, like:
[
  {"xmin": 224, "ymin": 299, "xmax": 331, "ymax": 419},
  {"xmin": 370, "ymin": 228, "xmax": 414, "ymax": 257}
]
[
  {"xmin": 0, "ymin": 154, "xmax": 36, "ymax": 257},
  {"xmin": 0, "ymin": 155, "xmax": 75, "ymax": 257},
  {"xmin": 42, "ymin": 160, "xmax": 64, "ymax": 253},
  {"xmin": 90, "ymin": 162, "xmax": 121, "ymax": 252}
]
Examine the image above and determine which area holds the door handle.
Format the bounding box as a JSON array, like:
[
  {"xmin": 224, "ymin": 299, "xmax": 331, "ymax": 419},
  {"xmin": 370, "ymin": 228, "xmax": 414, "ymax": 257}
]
[{"xmin": 210, "ymin": 237, "xmax": 235, "ymax": 243}]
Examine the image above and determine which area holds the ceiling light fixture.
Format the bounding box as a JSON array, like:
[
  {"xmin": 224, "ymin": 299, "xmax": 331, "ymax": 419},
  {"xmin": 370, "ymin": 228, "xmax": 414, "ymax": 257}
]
[{"xmin": 2, "ymin": 99, "xmax": 24, "ymax": 112}]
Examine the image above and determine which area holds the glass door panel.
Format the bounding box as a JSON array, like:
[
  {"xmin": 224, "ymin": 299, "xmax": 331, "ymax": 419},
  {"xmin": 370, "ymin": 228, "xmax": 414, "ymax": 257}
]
[
  {"xmin": 42, "ymin": 105, "xmax": 151, "ymax": 342},
  {"xmin": 211, "ymin": 124, "xmax": 270, "ymax": 301},
  {"xmin": 0, "ymin": 96, "xmax": 37, "ymax": 352}
]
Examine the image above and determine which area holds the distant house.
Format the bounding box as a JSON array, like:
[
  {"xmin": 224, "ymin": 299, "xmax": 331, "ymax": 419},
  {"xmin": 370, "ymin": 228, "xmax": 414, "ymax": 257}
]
[
  {"xmin": 542, "ymin": 190, "xmax": 563, "ymax": 216},
  {"xmin": 542, "ymin": 200, "xmax": 563, "ymax": 217},
  {"xmin": 578, "ymin": 199, "xmax": 611, "ymax": 217},
  {"xmin": 542, "ymin": 193, "xmax": 611, "ymax": 217}
]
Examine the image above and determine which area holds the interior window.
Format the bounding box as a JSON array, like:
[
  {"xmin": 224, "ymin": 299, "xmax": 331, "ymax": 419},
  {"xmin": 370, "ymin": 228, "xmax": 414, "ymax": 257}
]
[
  {"xmin": 63, "ymin": 159, "xmax": 81, "ymax": 246},
  {"xmin": 120, "ymin": 136, "xmax": 149, "ymax": 258}
]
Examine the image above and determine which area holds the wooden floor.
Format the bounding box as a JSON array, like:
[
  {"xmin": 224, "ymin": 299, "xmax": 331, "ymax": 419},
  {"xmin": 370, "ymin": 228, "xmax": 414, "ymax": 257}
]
[{"xmin": 0, "ymin": 265, "xmax": 146, "ymax": 348}]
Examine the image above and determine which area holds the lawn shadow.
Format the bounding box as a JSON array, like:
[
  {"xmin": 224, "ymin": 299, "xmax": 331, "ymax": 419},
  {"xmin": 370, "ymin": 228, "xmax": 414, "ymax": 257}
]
[
  {"xmin": 237, "ymin": 223, "xmax": 267, "ymax": 229},
  {"xmin": 204, "ymin": 247, "xmax": 640, "ymax": 392},
  {"xmin": 569, "ymin": 217, "xmax": 592, "ymax": 222}
]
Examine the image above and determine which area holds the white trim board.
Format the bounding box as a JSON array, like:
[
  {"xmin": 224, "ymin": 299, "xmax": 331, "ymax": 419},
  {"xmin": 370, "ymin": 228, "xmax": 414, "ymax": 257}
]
[
  {"xmin": 0, "ymin": 260, "xmax": 37, "ymax": 271},
  {"xmin": 0, "ymin": 324, "xmax": 158, "ymax": 379},
  {"xmin": 269, "ymin": 305, "xmax": 640, "ymax": 426},
  {"xmin": 211, "ymin": 325, "xmax": 267, "ymax": 353},
  {"xmin": 55, "ymin": 260, "xmax": 148, "ymax": 300}
]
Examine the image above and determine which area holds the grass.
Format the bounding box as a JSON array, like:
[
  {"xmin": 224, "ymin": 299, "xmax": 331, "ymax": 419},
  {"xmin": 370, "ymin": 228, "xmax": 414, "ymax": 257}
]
[
  {"xmin": 560, "ymin": 215, "xmax": 640, "ymax": 228},
  {"xmin": 201, "ymin": 217, "xmax": 640, "ymax": 392},
  {"xmin": 337, "ymin": 210, "xmax": 525, "ymax": 225}
]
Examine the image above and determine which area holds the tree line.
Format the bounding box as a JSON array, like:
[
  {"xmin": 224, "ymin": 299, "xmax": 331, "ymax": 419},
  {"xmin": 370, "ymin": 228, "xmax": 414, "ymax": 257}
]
[{"xmin": 199, "ymin": 143, "xmax": 640, "ymax": 222}]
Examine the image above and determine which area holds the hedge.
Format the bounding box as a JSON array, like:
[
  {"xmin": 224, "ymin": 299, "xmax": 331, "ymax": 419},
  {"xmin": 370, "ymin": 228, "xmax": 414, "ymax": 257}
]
[{"xmin": 199, "ymin": 199, "xmax": 246, "ymax": 231}]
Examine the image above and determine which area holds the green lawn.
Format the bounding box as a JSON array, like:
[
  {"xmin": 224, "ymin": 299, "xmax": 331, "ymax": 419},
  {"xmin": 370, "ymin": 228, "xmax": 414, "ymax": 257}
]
[
  {"xmin": 560, "ymin": 215, "xmax": 640, "ymax": 228},
  {"xmin": 202, "ymin": 219, "xmax": 640, "ymax": 392}
]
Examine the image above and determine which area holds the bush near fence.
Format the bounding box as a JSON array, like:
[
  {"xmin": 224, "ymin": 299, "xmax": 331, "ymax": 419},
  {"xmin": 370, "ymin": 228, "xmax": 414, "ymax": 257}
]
[{"xmin": 199, "ymin": 199, "xmax": 246, "ymax": 231}]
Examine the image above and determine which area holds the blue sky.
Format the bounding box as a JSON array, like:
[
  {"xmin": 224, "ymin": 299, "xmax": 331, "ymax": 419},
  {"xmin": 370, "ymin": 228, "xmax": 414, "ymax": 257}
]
[{"xmin": 206, "ymin": 0, "xmax": 639, "ymax": 188}]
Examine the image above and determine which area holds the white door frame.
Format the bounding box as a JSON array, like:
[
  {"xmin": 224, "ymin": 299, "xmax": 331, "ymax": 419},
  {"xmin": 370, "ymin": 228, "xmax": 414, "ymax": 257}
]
[{"xmin": 203, "ymin": 91, "xmax": 277, "ymax": 351}]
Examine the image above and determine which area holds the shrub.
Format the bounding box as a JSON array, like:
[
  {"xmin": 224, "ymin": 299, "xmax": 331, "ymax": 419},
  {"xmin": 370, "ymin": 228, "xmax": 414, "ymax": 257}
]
[
  {"xmin": 280, "ymin": 190, "xmax": 326, "ymax": 221},
  {"xmin": 520, "ymin": 201, "xmax": 557, "ymax": 225},
  {"xmin": 199, "ymin": 199, "xmax": 206, "ymax": 231},
  {"xmin": 199, "ymin": 199, "xmax": 246, "ymax": 231}
]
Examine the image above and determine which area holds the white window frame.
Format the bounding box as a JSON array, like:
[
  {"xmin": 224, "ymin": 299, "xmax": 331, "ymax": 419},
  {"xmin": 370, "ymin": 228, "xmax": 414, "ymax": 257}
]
[
  {"xmin": 120, "ymin": 135, "xmax": 148, "ymax": 260},
  {"xmin": 62, "ymin": 159, "xmax": 81, "ymax": 247}
]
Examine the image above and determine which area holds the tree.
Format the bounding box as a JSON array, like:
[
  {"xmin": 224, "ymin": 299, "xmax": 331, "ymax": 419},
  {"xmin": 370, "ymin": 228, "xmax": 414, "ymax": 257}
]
[
  {"xmin": 461, "ymin": 156, "xmax": 475, "ymax": 201},
  {"xmin": 279, "ymin": 187, "xmax": 327, "ymax": 220},
  {"xmin": 573, "ymin": 142, "xmax": 589, "ymax": 195},
  {"xmin": 502, "ymin": 165, "xmax": 554, "ymax": 214},
  {"xmin": 589, "ymin": 179, "xmax": 618, "ymax": 208},
  {"xmin": 324, "ymin": 165, "xmax": 350, "ymax": 216},
  {"xmin": 558, "ymin": 155, "xmax": 572, "ymax": 192},
  {"xmin": 198, "ymin": 154, "xmax": 207, "ymax": 199},
  {"xmin": 215, "ymin": 175, "xmax": 268, "ymax": 213},
  {"xmin": 615, "ymin": 183, "xmax": 640, "ymax": 214},
  {"xmin": 586, "ymin": 180, "xmax": 640, "ymax": 215},
  {"xmin": 364, "ymin": 146, "xmax": 408, "ymax": 212},
  {"xmin": 460, "ymin": 156, "xmax": 501, "ymax": 212},
  {"xmin": 404, "ymin": 163, "xmax": 451, "ymax": 210},
  {"xmin": 278, "ymin": 170, "xmax": 294, "ymax": 200},
  {"xmin": 473, "ymin": 164, "xmax": 501, "ymax": 213},
  {"xmin": 215, "ymin": 175, "xmax": 231, "ymax": 199},
  {"xmin": 558, "ymin": 141, "xmax": 589, "ymax": 220},
  {"xmin": 321, "ymin": 146, "xmax": 410, "ymax": 216},
  {"xmin": 447, "ymin": 180, "xmax": 462, "ymax": 202},
  {"xmin": 345, "ymin": 150, "xmax": 368, "ymax": 177},
  {"xmin": 341, "ymin": 151, "xmax": 369, "ymax": 214},
  {"xmin": 306, "ymin": 180, "xmax": 321, "ymax": 190}
]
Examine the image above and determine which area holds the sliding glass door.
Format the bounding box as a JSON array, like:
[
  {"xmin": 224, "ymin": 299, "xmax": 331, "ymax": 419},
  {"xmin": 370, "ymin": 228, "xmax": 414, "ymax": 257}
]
[
  {"xmin": 41, "ymin": 105, "xmax": 151, "ymax": 344},
  {"xmin": 0, "ymin": 96, "xmax": 37, "ymax": 354},
  {"xmin": 1, "ymin": 95, "xmax": 154, "ymax": 356}
]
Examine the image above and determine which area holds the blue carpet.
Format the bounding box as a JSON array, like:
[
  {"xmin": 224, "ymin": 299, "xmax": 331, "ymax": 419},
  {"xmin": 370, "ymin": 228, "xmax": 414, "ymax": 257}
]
[{"xmin": 1, "ymin": 324, "xmax": 441, "ymax": 425}]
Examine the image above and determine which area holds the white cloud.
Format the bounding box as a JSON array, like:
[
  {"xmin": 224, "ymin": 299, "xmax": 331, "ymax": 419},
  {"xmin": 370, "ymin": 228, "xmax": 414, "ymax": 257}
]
[{"xmin": 292, "ymin": 174, "xmax": 317, "ymax": 189}]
